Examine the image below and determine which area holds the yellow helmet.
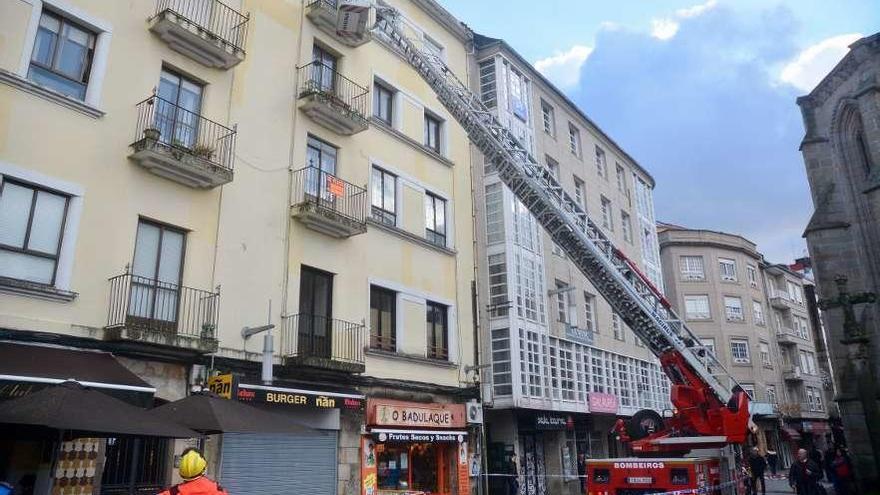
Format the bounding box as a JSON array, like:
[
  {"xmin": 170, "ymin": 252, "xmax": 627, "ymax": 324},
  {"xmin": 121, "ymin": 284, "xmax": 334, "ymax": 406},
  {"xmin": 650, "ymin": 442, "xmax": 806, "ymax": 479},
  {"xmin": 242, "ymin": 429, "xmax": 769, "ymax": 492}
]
[{"xmin": 179, "ymin": 449, "xmax": 207, "ymax": 480}]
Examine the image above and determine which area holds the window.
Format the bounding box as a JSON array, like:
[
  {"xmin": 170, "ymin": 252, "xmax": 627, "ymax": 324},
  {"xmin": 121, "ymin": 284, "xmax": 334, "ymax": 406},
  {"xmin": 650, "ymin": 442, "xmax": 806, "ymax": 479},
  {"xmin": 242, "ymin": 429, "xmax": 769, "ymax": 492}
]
[
  {"xmin": 424, "ymin": 113, "xmax": 442, "ymax": 153},
  {"xmin": 800, "ymin": 350, "xmax": 817, "ymax": 375},
  {"xmin": 794, "ymin": 316, "xmax": 810, "ymax": 340},
  {"xmin": 488, "ymin": 254, "xmax": 509, "ymax": 317},
  {"xmin": 719, "ymin": 258, "xmax": 737, "ymax": 282},
  {"xmin": 0, "ymin": 179, "xmax": 69, "ymax": 285},
  {"xmin": 424, "ymin": 193, "xmax": 446, "ymax": 247},
  {"xmin": 760, "ymin": 342, "xmax": 772, "ymax": 367},
  {"xmin": 546, "ymin": 156, "xmax": 559, "ymax": 180},
  {"xmin": 573, "ymin": 177, "xmax": 585, "ymax": 208},
  {"xmin": 370, "ymin": 166, "xmax": 396, "ymax": 226},
  {"xmin": 515, "ymin": 254, "xmax": 545, "ymax": 323},
  {"xmin": 555, "ymin": 281, "xmax": 569, "ymax": 323},
  {"xmin": 541, "ymin": 100, "xmax": 555, "ymax": 135},
  {"xmin": 426, "ymin": 301, "xmax": 448, "ymax": 360},
  {"xmin": 600, "ymin": 196, "xmax": 613, "ymax": 231},
  {"xmin": 583, "ymin": 292, "xmax": 596, "ymax": 332},
  {"xmin": 156, "ymin": 69, "xmax": 204, "ymax": 149},
  {"xmin": 621, "ymin": 211, "xmax": 632, "ymax": 243},
  {"xmin": 478, "ymin": 59, "xmax": 497, "ymax": 108},
  {"xmin": 684, "ymin": 295, "xmax": 711, "ymax": 320},
  {"xmin": 724, "ymin": 296, "xmax": 743, "ymax": 321},
  {"xmin": 700, "ymin": 338, "xmax": 716, "ymax": 358},
  {"xmin": 370, "ymin": 285, "xmax": 396, "ymax": 351},
  {"xmin": 373, "ymin": 81, "xmax": 393, "ymax": 125},
  {"xmin": 311, "ymin": 44, "xmax": 337, "ymax": 91},
  {"xmin": 788, "ymin": 281, "xmax": 804, "ymax": 305},
  {"xmin": 741, "ymin": 385, "xmax": 756, "ymax": 400},
  {"xmin": 680, "ymin": 256, "xmax": 705, "ymax": 280},
  {"xmin": 616, "ymin": 164, "xmax": 626, "ymax": 192},
  {"xmin": 491, "ymin": 328, "xmax": 512, "ymax": 396},
  {"xmin": 28, "ymin": 10, "xmax": 96, "ymax": 100},
  {"xmin": 129, "ymin": 220, "xmax": 185, "ymax": 323},
  {"xmin": 767, "ymin": 384, "xmax": 777, "ymax": 404},
  {"xmin": 507, "ymin": 65, "xmax": 528, "ymax": 122},
  {"xmin": 730, "ymin": 339, "xmax": 750, "ymax": 363},
  {"xmin": 485, "ymin": 183, "xmax": 505, "ymax": 244},
  {"xmin": 568, "ymin": 124, "xmax": 581, "ymax": 156},
  {"xmin": 595, "ymin": 146, "xmax": 607, "ymax": 179},
  {"xmin": 423, "ymin": 35, "xmax": 444, "ymax": 60},
  {"xmin": 753, "ymin": 301, "xmax": 765, "ymax": 325},
  {"xmin": 747, "ymin": 265, "xmax": 758, "ymax": 288},
  {"xmin": 612, "ymin": 313, "xmax": 624, "ymax": 341}
]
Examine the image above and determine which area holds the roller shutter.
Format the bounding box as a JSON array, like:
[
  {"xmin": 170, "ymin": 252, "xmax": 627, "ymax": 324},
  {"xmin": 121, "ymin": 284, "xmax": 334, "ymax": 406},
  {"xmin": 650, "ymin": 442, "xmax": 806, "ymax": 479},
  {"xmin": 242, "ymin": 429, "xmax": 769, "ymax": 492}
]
[{"xmin": 219, "ymin": 431, "xmax": 338, "ymax": 495}]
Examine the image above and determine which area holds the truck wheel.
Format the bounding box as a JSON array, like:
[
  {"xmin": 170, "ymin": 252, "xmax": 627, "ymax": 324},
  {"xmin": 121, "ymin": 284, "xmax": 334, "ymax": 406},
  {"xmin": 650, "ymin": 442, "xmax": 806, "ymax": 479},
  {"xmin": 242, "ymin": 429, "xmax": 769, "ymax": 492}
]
[{"xmin": 626, "ymin": 409, "xmax": 665, "ymax": 440}]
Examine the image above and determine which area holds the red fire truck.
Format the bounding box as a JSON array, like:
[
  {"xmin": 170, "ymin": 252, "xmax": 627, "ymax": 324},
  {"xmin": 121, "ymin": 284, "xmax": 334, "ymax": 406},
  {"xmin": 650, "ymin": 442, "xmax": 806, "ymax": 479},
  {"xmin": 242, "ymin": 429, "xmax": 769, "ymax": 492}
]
[{"xmin": 586, "ymin": 457, "xmax": 728, "ymax": 495}]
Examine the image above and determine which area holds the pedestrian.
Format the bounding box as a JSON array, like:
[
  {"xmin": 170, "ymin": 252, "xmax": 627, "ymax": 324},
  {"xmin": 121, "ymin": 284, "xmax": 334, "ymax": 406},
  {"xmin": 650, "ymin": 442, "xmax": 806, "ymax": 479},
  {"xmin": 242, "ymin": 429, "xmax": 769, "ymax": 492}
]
[
  {"xmin": 157, "ymin": 448, "xmax": 228, "ymax": 495},
  {"xmin": 766, "ymin": 449, "xmax": 778, "ymax": 477},
  {"xmin": 830, "ymin": 446, "xmax": 854, "ymax": 495},
  {"xmin": 789, "ymin": 448, "xmax": 823, "ymax": 495},
  {"xmin": 748, "ymin": 447, "xmax": 767, "ymax": 495}
]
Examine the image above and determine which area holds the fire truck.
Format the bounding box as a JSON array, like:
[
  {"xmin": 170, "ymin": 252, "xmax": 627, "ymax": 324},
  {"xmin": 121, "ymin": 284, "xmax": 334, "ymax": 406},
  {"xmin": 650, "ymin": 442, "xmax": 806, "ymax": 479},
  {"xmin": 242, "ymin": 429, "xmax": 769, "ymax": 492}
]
[
  {"xmin": 336, "ymin": 4, "xmax": 754, "ymax": 492},
  {"xmin": 586, "ymin": 457, "xmax": 724, "ymax": 495}
]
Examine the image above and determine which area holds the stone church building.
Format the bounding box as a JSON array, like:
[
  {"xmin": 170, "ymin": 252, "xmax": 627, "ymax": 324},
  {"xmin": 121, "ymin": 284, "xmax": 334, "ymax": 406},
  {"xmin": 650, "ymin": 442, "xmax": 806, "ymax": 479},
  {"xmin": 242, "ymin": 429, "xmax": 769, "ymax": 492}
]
[{"xmin": 797, "ymin": 32, "xmax": 880, "ymax": 488}]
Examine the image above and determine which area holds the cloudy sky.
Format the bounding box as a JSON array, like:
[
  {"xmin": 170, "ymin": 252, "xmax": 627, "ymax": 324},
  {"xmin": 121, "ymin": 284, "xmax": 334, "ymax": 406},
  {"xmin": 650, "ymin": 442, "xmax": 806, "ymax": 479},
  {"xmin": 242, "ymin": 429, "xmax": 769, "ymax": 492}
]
[{"xmin": 441, "ymin": 0, "xmax": 878, "ymax": 263}]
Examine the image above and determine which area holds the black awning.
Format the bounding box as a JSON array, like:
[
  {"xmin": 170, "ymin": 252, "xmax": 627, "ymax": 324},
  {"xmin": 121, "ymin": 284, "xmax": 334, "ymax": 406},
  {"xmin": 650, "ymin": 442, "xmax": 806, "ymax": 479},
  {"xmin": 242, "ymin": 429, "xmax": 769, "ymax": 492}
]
[{"xmin": 0, "ymin": 342, "xmax": 155, "ymax": 406}]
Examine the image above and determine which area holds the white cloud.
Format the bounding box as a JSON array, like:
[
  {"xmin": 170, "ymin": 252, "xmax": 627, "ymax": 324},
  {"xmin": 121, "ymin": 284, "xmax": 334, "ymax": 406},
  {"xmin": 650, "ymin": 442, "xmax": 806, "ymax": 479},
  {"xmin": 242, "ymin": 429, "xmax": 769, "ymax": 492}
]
[
  {"xmin": 650, "ymin": 0, "xmax": 717, "ymax": 40},
  {"xmin": 780, "ymin": 33, "xmax": 862, "ymax": 92},
  {"xmin": 534, "ymin": 45, "xmax": 594, "ymax": 89}
]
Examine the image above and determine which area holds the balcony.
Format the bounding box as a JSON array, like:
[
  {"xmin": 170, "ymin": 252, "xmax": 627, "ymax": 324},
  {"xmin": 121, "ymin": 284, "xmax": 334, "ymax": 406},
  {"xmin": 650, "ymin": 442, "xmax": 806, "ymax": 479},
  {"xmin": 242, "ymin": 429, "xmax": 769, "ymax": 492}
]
[
  {"xmin": 776, "ymin": 327, "xmax": 801, "ymax": 346},
  {"xmin": 306, "ymin": 0, "xmax": 372, "ymax": 47},
  {"xmin": 291, "ymin": 166, "xmax": 367, "ymax": 238},
  {"xmin": 130, "ymin": 95, "xmax": 236, "ymax": 189},
  {"xmin": 769, "ymin": 289, "xmax": 794, "ymax": 310},
  {"xmin": 783, "ymin": 365, "xmax": 804, "ymax": 382},
  {"xmin": 105, "ymin": 272, "xmax": 219, "ymax": 353},
  {"xmin": 785, "ymin": 402, "xmax": 827, "ymax": 419},
  {"xmin": 296, "ymin": 61, "xmax": 369, "ymax": 135},
  {"xmin": 281, "ymin": 313, "xmax": 366, "ymax": 373},
  {"xmin": 749, "ymin": 401, "xmax": 776, "ymax": 416},
  {"xmin": 148, "ymin": 0, "xmax": 249, "ymax": 69}
]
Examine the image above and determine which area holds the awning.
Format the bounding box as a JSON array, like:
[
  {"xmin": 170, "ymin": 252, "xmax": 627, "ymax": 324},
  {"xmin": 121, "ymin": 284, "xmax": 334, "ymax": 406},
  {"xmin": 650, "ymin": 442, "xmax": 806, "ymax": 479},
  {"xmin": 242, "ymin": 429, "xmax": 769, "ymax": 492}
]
[
  {"xmin": 0, "ymin": 342, "xmax": 155, "ymax": 406},
  {"xmin": 781, "ymin": 425, "xmax": 802, "ymax": 441}
]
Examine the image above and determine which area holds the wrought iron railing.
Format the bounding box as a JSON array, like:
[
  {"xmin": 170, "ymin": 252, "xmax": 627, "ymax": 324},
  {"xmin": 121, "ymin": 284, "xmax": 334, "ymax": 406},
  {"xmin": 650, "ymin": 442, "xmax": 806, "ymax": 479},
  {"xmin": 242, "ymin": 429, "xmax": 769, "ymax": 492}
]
[
  {"xmin": 281, "ymin": 313, "xmax": 366, "ymax": 365},
  {"xmin": 106, "ymin": 272, "xmax": 219, "ymax": 341},
  {"xmin": 291, "ymin": 165, "xmax": 367, "ymax": 225},
  {"xmin": 296, "ymin": 61, "xmax": 369, "ymax": 121},
  {"xmin": 133, "ymin": 95, "xmax": 237, "ymax": 172},
  {"xmin": 154, "ymin": 0, "xmax": 249, "ymax": 52}
]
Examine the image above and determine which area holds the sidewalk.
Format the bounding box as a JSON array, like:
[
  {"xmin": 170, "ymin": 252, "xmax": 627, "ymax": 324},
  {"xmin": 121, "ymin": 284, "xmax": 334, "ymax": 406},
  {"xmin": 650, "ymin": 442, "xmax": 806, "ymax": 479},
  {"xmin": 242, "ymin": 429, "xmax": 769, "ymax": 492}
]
[{"xmin": 762, "ymin": 475, "xmax": 835, "ymax": 495}]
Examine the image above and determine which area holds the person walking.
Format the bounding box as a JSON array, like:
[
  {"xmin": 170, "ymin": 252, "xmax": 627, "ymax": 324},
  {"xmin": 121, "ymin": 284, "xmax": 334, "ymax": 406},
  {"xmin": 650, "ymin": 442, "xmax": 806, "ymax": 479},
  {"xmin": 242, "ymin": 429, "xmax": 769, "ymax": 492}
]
[
  {"xmin": 748, "ymin": 447, "xmax": 767, "ymax": 495},
  {"xmin": 766, "ymin": 449, "xmax": 778, "ymax": 477},
  {"xmin": 830, "ymin": 446, "xmax": 854, "ymax": 495},
  {"xmin": 157, "ymin": 449, "xmax": 228, "ymax": 495},
  {"xmin": 789, "ymin": 448, "xmax": 823, "ymax": 495}
]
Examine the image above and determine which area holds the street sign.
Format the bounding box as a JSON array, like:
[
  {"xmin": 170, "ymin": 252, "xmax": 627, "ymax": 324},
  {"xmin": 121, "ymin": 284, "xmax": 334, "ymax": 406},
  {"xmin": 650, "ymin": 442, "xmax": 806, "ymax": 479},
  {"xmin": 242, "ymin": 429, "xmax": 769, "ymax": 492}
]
[{"xmin": 208, "ymin": 374, "xmax": 234, "ymax": 399}]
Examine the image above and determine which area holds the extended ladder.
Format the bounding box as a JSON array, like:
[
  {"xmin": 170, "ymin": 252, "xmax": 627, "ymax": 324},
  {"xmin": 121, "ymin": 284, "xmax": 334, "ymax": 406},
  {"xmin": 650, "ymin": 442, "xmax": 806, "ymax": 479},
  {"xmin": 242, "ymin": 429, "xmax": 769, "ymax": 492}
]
[{"xmin": 371, "ymin": 10, "xmax": 741, "ymax": 405}]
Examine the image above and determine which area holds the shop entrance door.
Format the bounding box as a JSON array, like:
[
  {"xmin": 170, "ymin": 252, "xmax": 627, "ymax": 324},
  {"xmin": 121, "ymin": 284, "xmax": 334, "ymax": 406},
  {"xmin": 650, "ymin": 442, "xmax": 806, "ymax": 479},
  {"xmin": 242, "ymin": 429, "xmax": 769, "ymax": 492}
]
[{"xmin": 518, "ymin": 434, "xmax": 546, "ymax": 495}]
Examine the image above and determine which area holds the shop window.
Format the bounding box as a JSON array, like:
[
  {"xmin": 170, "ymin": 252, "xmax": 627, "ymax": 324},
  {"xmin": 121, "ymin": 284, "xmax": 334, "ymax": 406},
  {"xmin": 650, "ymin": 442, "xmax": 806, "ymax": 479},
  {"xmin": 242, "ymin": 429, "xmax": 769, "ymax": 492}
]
[
  {"xmin": 376, "ymin": 442, "xmax": 456, "ymax": 493},
  {"xmin": 101, "ymin": 437, "xmax": 169, "ymax": 493}
]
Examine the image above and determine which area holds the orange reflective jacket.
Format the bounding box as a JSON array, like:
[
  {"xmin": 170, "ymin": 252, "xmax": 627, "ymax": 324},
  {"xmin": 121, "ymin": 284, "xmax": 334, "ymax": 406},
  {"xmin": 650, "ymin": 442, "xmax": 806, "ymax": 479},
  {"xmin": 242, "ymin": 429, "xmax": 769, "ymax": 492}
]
[{"xmin": 157, "ymin": 477, "xmax": 228, "ymax": 495}]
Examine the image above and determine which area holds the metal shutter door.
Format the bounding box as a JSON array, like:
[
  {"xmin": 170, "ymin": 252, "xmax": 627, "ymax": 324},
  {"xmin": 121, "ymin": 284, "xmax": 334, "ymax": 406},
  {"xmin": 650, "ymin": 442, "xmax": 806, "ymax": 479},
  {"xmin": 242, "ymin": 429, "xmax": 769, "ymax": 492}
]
[{"xmin": 219, "ymin": 432, "xmax": 338, "ymax": 495}]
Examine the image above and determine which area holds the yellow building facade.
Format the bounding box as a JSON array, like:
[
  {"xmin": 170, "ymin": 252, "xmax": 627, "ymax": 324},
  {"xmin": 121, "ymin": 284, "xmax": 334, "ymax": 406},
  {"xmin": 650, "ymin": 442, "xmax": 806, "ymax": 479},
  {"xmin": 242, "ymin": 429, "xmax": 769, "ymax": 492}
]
[{"xmin": 0, "ymin": 1, "xmax": 477, "ymax": 494}]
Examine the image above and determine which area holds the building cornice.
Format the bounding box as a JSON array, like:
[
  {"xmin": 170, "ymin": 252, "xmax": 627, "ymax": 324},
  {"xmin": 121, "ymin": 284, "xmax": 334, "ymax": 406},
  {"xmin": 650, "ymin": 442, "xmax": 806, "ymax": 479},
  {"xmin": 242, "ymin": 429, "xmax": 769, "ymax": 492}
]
[{"xmin": 796, "ymin": 32, "xmax": 880, "ymax": 109}]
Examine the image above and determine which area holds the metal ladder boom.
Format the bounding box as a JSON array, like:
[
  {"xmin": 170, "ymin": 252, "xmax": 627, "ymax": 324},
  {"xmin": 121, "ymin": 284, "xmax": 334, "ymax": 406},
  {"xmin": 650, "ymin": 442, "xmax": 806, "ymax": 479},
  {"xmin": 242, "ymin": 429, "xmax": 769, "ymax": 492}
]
[{"xmin": 372, "ymin": 10, "xmax": 741, "ymax": 405}]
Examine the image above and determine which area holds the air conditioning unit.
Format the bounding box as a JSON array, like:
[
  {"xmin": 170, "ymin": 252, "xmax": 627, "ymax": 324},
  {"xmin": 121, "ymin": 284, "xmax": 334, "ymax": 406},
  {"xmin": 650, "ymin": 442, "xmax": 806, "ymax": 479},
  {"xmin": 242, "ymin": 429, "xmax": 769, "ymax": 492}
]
[{"xmin": 466, "ymin": 400, "xmax": 483, "ymax": 425}]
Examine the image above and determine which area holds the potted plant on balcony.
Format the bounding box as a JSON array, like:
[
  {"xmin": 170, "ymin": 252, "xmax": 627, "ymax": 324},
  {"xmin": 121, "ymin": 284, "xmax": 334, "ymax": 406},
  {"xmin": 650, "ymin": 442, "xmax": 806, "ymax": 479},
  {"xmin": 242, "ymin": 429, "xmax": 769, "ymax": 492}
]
[
  {"xmin": 143, "ymin": 127, "xmax": 161, "ymax": 141},
  {"xmin": 192, "ymin": 144, "xmax": 216, "ymax": 161}
]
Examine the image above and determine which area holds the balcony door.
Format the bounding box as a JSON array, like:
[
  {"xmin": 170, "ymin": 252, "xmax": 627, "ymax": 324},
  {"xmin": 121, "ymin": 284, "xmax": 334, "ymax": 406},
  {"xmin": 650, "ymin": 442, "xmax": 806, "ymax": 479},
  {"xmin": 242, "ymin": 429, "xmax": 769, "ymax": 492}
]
[
  {"xmin": 128, "ymin": 220, "xmax": 185, "ymax": 332},
  {"xmin": 311, "ymin": 44, "xmax": 337, "ymax": 92},
  {"xmin": 298, "ymin": 266, "xmax": 333, "ymax": 358},
  {"xmin": 156, "ymin": 69, "xmax": 203, "ymax": 149},
  {"xmin": 305, "ymin": 136, "xmax": 337, "ymax": 201}
]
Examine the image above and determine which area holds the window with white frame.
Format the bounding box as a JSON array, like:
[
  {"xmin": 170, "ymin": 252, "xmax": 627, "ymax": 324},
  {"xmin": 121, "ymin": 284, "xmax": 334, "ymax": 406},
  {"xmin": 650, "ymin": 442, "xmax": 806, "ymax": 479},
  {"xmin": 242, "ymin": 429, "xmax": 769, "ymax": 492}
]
[
  {"xmin": 595, "ymin": 146, "xmax": 607, "ymax": 178},
  {"xmin": 752, "ymin": 300, "xmax": 765, "ymax": 325},
  {"xmin": 546, "ymin": 155, "xmax": 559, "ymax": 180},
  {"xmin": 760, "ymin": 342, "xmax": 772, "ymax": 367},
  {"xmin": 621, "ymin": 211, "xmax": 632, "ymax": 243},
  {"xmin": 28, "ymin": 10, "xmax": 96, "ymax": 101},
  {"xmin": 424, "ymin": 112, "xmax": 443, "ymax": 153},
  {"xmin": 487, "ymin": 254, "xmax": 508, "ymax": 317},
  {"xmin": 680, "ymin": 255, "xmax": 705, "ymax": 280},
  {"xmin": 371, "ymin": 166, "xmax": 396, "ymax": 226},
  {"xmin": 800, "ymin": 350, "xmax": 817, "ymax": 375},
  {"xmin": 424, "ymin": 192, "xmax": 446, "ymax": 247},
  {"xmin": 491, "ymin": 328, "xmax": 512, "ymax": 396},
  {"xmin": 555, "ymin": 280, "xmax": 569, "ymax": 323},
  {"xmin": 541, "ymin": 99, "xmax": 555, "ymax": 136},
  {"xmin": 788, "ymin": 281, "xmax": 804, "ymax": 305},
  {"xmin": 507, "ymin": 64, "xmax": 529, "ymax": 122},
  {"xmin": 730, "ymin": 339, "xmax": 750, "ymax": 363},
  {"xmin": 423, "ymin": 34, "xmax": 444, "ymax": 60},
  {"xmin": 700, "ymin": 338, "xmax": 716, "ymax": 358},
  {"xmin": 568, "ymin": 123, "xmax": 581, "ymax": 156},
  {"xmin": 741, "ymin": 384, "xmax": 756, "ymax": 400},
  {"xmin": 766, "ymin": 384, "xmax": 777, "ymax": 404},
  {"xmin": 485, "ymin": 183, "xmax": 504, "ymax": 245},
  {"xmin": 724, "ymin": 296, "xmax": 744, "ymax": 321},
  {"xmin": 719, "ymin": 258, "xmax": 737, "ymax": 282},
  {"xmin": 616, "ymin": 163, "xmax": 626, "ymax": 192},
  {"xmin": 600, "ymin": 196, "xmax": 613, "ymax": 231},
  {"xmin": 573, "ymin": 177, "xmax": 585, "ymax": 209},
  {"xmin": 612, "ymin": 312, "xmax": 624, "ymax": 341},
  {"xmin": 795, "ymin": 316, "xmax": 811, "ymax": 340},
  {"xmin": 478, "ymin": 58, "xmax": 497, "ymax": 108},
  {"xmin": 813, "ymin": 388, "xmax": 823, "ymax": 411},
  {"xmin": 583, "ymin": 292, "xmax": 596, "ymax": 332},
  {"xmin": 684, "ymin": 295, "xmax": 711, "ymax": 320},
  {"xmin": 747, "ymin": 265, "xmax": 758, "ymax": 288},
  {"xmin": 515, "ymin": 253, "xmax": 545, "ymax": 323},
  {"xmin": 0, "ymin": 179, "xmax": 70, "ymax": 285}
]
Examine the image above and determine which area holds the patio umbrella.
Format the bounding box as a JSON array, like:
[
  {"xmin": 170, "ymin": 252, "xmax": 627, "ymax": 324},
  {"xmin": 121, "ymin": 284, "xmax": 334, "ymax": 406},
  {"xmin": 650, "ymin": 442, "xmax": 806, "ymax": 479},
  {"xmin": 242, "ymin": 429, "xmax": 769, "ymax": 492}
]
[
  {"xmin": 0, "ymin": 381, "xmax": 197, "ymax": 438},
  {"xmin": 149, "ymin": 392, "xmax": 316, "ymax": 435}
]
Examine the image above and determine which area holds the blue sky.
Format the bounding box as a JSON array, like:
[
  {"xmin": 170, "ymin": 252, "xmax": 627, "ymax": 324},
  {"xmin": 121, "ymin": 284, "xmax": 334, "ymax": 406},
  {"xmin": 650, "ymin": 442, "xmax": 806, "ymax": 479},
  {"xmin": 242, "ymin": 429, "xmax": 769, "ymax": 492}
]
[{"xmin": 441, "ymin": 0, "xmax": 879, "ymax": 263}]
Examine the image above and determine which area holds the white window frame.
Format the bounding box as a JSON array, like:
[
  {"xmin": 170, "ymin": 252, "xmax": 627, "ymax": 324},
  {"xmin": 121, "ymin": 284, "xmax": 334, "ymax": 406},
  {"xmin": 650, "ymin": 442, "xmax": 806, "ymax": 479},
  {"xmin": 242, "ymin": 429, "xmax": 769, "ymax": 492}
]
[
  {"xmin": 700, "ymin": 338, "xmax": 716, "ymax": 358},
  {"xmin": 719, "ymin": 258, "xmax": 737, "ymax": 282},
  {"xmin": 753, "ymin": 300, "xmax": 765, "ymax": 325},
  {"xmin": 583, "ymin": 292, "xmax": 596, "ymax": 333},
  {"xmin": 747, "ymin": 265, "xmax": 758, "ymax": 288},
  {"xmin": 541, "ymin": 99, "xmax": 555, "ymax": 136},
  {"xmin": 621, "ymin": 211, "xmax": 632, "ymax": 243},
  {"xmin": 612, "ymin": 312, "xmax": 624, "ymax": 341},
  {"xmin": 679, "ymin": 256, "xmax": 705, "ymax": 280},
  {"xmin": 600, "ymin": 196, "xmax": 613, "ymax": 231},
  {"xmin": 766, "ymin": 384, "xmax": 777, "ymax": 404},
  {"xmin": 595, "ymin": 146, "xmax": 607, "ymax": 178},
  {"xmin": 573, "ymin": 176, "xmax": 585, "ymax": 208},
  {"xmin": 17, "ymin": 0, "xmax": 113, "ymax": 111},
  {"xmin": 759, "ymin": 341, "xmax": 771, "ymax": 367},
  {"xmin": 724, "ymin": 296, "xmax": 744, "ymax": 321},
  {"xmin": 730, "ymin": 339, "xmax": 750, "ymax": 364},
  {"xmin": 0, "ymin": 161, "xmax": 84, "ymax": 294},
  {"xmin": 684, "ymin": 295, "xmax": 711, "ymax": 320},
  {"xmin": 568, "ymin": 123, "xmax": 581, "ymax": 157}
]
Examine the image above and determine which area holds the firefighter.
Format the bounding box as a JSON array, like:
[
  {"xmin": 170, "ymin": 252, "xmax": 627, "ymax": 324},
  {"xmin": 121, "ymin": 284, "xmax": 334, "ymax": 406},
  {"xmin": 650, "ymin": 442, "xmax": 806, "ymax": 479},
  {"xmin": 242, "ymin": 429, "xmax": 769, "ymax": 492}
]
[{"xmin": 158, "ymin": 449, "xmax": 228, "ymax": 495}]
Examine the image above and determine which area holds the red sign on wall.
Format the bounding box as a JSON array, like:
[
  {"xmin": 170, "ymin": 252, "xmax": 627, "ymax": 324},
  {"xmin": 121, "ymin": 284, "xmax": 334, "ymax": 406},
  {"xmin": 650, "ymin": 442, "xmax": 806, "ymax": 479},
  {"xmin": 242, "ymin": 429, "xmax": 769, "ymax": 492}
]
[
  {"xmin": 589, "ymin": 392, "xmax": 619, "ymax": 414},
  {"xmin": 367, "ymin": 399, "xmax": 466, "ymax": 428}
]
